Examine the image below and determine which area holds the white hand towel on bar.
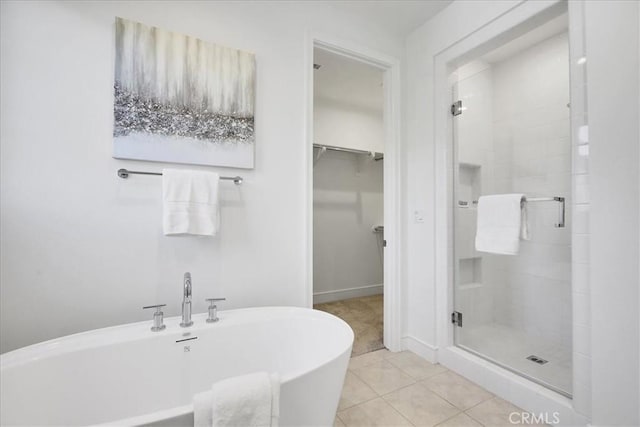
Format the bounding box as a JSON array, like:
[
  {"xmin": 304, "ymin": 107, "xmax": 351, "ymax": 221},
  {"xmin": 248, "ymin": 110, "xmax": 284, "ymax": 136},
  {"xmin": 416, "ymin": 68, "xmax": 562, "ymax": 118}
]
[
  {"xmin": 162, "ymin": 168, "xmax": 220, "ymax": 236},
  {"xmin": 193, "ymin": 372, "xmax": 280, "ymax": 427},
  {"xmin": 475, "ymin": 194, "xmax": 529, "ymax": 255}
]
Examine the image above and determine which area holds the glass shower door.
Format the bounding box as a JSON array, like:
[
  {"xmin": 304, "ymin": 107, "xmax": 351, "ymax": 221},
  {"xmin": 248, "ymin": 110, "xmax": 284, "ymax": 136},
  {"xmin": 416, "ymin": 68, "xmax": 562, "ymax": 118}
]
[
  {"xmin": 451, "ymin": 29, "xmax": 573, "ymax": 397},
  {"xmin": 451, "ymin": 65, "xmax": 496, "ymax": 366}
]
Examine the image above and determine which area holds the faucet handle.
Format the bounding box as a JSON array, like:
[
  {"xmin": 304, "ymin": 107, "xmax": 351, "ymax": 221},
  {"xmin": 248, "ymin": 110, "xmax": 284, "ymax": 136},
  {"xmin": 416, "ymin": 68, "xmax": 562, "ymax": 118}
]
[
  {"xmin": 143, "ymin": 304, "xmax": 167, "ymax": 310},
  {"xmin": 143, "ymin": 304, "xmax": 167, "ymax": 332},
  {"xmin": 205, "ymin": 298, "xmax": 226, "ymax": 323}
]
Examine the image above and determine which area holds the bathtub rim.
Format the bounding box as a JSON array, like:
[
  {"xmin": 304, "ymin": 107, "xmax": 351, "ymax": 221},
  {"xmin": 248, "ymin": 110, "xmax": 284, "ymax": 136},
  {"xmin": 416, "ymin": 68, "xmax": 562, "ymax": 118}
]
[{"xmin": 1, "ymin": 306, "xmax": 353, "ymax": 370}]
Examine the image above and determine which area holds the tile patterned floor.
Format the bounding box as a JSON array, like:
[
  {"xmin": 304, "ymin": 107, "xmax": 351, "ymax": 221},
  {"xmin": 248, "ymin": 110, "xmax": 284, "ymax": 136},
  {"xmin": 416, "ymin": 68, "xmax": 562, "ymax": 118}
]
[
  {"xmin": 315, "ymin": 294, "xmax": 384, "ymax": 356},
  {"xmin": 335, "ymin": 349, "xmax": 547, "ymax": 427}
]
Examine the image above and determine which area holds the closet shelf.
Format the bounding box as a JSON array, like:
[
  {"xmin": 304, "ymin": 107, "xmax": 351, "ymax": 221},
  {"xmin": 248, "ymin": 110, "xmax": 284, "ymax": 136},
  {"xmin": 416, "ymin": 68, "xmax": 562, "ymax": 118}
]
[{"xmin": 313, "ymin": 143, "xmax": 383, "ymax": 164}]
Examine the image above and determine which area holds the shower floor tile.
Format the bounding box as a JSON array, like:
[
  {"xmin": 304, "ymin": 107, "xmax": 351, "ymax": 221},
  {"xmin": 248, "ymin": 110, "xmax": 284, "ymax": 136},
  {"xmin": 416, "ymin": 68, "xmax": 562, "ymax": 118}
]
[{"xmin": 457, "ymin": 323, "xmax": 572, "ymax": 395}]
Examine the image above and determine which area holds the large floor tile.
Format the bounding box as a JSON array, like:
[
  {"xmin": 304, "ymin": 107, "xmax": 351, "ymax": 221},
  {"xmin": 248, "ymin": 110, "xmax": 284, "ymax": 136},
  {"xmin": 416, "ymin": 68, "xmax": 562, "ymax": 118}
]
[
  {"xmin": 420, "ymin": 371, "xmax": 493, "ymax": 410},
  {"xmin": 387, "ymin": 351, "xmax": 448, "ymax": 380},
  {"xmin": 383, "ymin": 383, "xmax": 460, "ymax": 427},
  {"xmin": 349, "ymin": 349, "xmax": 392, "ymax": 370},
  {"xmin": 465, "ymin": 397, "xmax": 529, "ymax": 426},
  {"xmin": 435, "ymin": 413, "xmax": 482, "ymax": 427},
  {"xmin": 338, "ymin": 397, "xmax": 413, "ymax": 427},
  {"xmin": 339, "ymin": 372, "xmax": 379, "ymax": 410},
  {"xmin": 351, "ymin": 360, "xmax": 416, "ymax": 395}
]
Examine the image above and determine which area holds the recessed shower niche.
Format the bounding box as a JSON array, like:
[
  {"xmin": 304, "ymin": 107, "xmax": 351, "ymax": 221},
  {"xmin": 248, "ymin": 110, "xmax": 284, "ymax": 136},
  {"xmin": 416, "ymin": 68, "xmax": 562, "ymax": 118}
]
[
  {"xmin": 457, "ymin": 163, "xmax": 481, "ymax": 209},
  {"xmin": 458, "ymin": 257, "xmax": 482, "ymax": 288}
]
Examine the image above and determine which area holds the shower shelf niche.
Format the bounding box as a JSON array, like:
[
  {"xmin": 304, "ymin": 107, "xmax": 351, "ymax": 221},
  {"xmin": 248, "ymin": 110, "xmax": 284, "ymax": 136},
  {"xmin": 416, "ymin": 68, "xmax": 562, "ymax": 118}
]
[
  {"xmin": 458, "ymin": 257, "xmax": 482, "ymax": 288},
  {"xmin": 458, "ymin": 163, "xmax": 481, "ymax": 208}
]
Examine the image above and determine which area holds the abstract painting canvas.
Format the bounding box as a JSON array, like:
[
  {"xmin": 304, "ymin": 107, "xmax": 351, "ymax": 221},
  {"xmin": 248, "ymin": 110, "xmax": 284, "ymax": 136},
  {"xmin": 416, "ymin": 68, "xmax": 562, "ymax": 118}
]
[{"xmin": 113, "ymin": 17, "xmax": 255, "ymax": 169}]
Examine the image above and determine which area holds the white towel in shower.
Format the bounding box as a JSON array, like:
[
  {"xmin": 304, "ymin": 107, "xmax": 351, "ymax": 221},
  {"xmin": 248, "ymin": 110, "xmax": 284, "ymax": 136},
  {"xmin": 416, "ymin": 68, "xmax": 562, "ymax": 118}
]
[
  {"xmin": 162, "ymin": 169, "xmax": 220, "ymax": 236},
  {"xmin": 194, "ymin": 372, "xmax": 280, "ymax": 427},
  {"xmin": 475, "ymin": 194, "xmax": 529, "ymax": 255}
]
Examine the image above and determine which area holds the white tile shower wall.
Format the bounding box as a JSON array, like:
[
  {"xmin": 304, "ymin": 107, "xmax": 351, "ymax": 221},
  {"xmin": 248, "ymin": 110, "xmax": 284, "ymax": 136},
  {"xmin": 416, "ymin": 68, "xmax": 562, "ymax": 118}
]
[{"xmin": 488, "ymin": 33, "xmax": 572, "ymax": 350}]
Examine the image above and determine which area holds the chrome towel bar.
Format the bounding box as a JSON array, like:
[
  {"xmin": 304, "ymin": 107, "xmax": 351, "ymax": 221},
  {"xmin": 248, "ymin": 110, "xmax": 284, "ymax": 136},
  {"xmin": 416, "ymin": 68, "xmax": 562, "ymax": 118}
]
[
  {"xmin": 117, "ymin": 168, "xmax": 243, "ymax": 185},
  {"xmin": 525, "ymin": 196, "xmax": 565, "ymax": 228}
]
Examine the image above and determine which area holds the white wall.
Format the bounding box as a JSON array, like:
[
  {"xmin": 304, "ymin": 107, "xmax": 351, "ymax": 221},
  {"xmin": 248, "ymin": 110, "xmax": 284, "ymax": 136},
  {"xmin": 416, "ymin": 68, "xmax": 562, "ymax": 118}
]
[
  {"xmin": 585, "ymin": 1, "xmax": 640, "ymax": 425},
  {"xmin": 313, "ymin": 150, "xmax": 383, "ymax": 303},
  {"xmin": 0, "ymin": 0, "xmax": 403, "ymax": 353},
  {"xmin": 314, "ymin": 98, "xmax": 384, "ymax": 153}
]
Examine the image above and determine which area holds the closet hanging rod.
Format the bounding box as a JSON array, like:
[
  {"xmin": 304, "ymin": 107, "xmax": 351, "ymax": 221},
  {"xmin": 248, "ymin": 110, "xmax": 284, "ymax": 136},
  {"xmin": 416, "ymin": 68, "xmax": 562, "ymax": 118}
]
[
  {"xmin": 313, "ymin": 143, "xmax": 383, "ymax": 160},
  {"xmin": 117, "ymin": 169, "xmax": 243, "ymax": 185}
]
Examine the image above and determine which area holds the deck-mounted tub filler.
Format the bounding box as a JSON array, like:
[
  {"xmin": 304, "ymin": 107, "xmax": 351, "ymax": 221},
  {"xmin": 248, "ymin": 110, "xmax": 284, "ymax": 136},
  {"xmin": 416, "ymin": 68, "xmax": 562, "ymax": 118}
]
[{"xmin": 0, "ymin": 307, "xmax": 354, "ymax": 426}]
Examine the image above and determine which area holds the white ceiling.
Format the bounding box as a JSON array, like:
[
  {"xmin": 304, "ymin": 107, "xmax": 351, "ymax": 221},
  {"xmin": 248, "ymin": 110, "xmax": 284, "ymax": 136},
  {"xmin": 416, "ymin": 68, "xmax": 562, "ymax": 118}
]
[
  {"xmin": 314, "ymin": 48, "xmax": 384, "ymax": 112},
  {"xmin": 327, "ymin": 0, "xmax": 453, "ymax": 37}
]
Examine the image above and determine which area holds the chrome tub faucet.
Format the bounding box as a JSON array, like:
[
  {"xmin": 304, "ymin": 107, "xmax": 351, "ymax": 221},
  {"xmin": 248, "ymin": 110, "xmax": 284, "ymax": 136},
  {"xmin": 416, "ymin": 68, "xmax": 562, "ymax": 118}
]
[
  {"xmin": 143, "ymin": 304, "xmax": 166, "ymax": 332},
  {"xmin": 180, "ymin": 272, "xmax": 193, "ymax": 327}
]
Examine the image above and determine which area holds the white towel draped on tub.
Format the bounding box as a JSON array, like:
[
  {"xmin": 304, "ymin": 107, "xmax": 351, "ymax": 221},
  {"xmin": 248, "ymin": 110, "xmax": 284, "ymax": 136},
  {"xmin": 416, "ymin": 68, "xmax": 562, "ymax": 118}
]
[
  {"xmin": 193, "ymin": 372, "xmax": 280, "ymax": 427},
  {"xmin": 162, "ymin": 169, "xmax": 220, "ymax": 236},
  {"xmin": 475, "ymin": 194, "xmax": 529, "ymax": 255}
]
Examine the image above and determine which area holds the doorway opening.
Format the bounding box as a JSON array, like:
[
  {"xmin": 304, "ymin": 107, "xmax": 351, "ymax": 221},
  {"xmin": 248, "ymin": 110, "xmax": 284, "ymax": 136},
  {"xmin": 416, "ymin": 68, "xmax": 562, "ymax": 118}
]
[{"xmin": 311, "ymin": 46, "xmax": 386, "ymax": 357}]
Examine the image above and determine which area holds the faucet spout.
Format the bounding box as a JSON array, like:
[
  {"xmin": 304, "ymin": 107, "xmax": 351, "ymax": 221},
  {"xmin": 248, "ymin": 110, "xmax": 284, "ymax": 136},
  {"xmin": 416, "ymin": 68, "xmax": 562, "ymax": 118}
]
[
  {"xmin": 180, "ymin": 272, "xmax": 193, "ymax": 327},
  {"xmin": 183, "ymin": 272, "xmax": 192, "ymax": 300}
]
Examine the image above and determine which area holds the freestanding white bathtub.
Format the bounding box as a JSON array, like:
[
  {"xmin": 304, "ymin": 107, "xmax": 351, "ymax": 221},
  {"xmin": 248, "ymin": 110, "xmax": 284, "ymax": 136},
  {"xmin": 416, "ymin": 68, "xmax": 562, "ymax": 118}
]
[{"xmin": 0, "ymin": 307, "xmax": 353, "ymax": 426}]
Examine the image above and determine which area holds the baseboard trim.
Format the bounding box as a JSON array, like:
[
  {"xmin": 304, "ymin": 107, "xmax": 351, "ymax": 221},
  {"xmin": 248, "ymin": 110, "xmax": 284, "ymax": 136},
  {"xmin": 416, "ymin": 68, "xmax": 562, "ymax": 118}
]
[
  {"xmin": 401, "ymin": 335, "xmax": 439, "ymax": 363},
  {"xmin": 313, "ymin": 284, "xmax": 383, "ymax": 304}
]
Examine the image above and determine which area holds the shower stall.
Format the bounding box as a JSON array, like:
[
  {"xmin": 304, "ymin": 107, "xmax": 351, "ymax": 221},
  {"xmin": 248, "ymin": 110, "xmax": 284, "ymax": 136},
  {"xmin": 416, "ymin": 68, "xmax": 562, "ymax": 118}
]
[{"xmin": 450, "ymin": 11, "xmax": 574, "ymax": 397}]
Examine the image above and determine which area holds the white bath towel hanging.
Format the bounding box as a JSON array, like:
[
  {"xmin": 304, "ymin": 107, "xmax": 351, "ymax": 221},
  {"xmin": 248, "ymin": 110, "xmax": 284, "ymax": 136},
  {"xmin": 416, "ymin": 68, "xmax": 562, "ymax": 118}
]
[
  {"xmin": 162, "ymin": 169, "xmax": 220, "ymax": 236},
  {"xmin": 194, "ymin": 372, "xmax": 280, "ymax": 427},
  {"xmin": 475, "ymin": 193, "xmax": 529, "ymax": 255}
]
